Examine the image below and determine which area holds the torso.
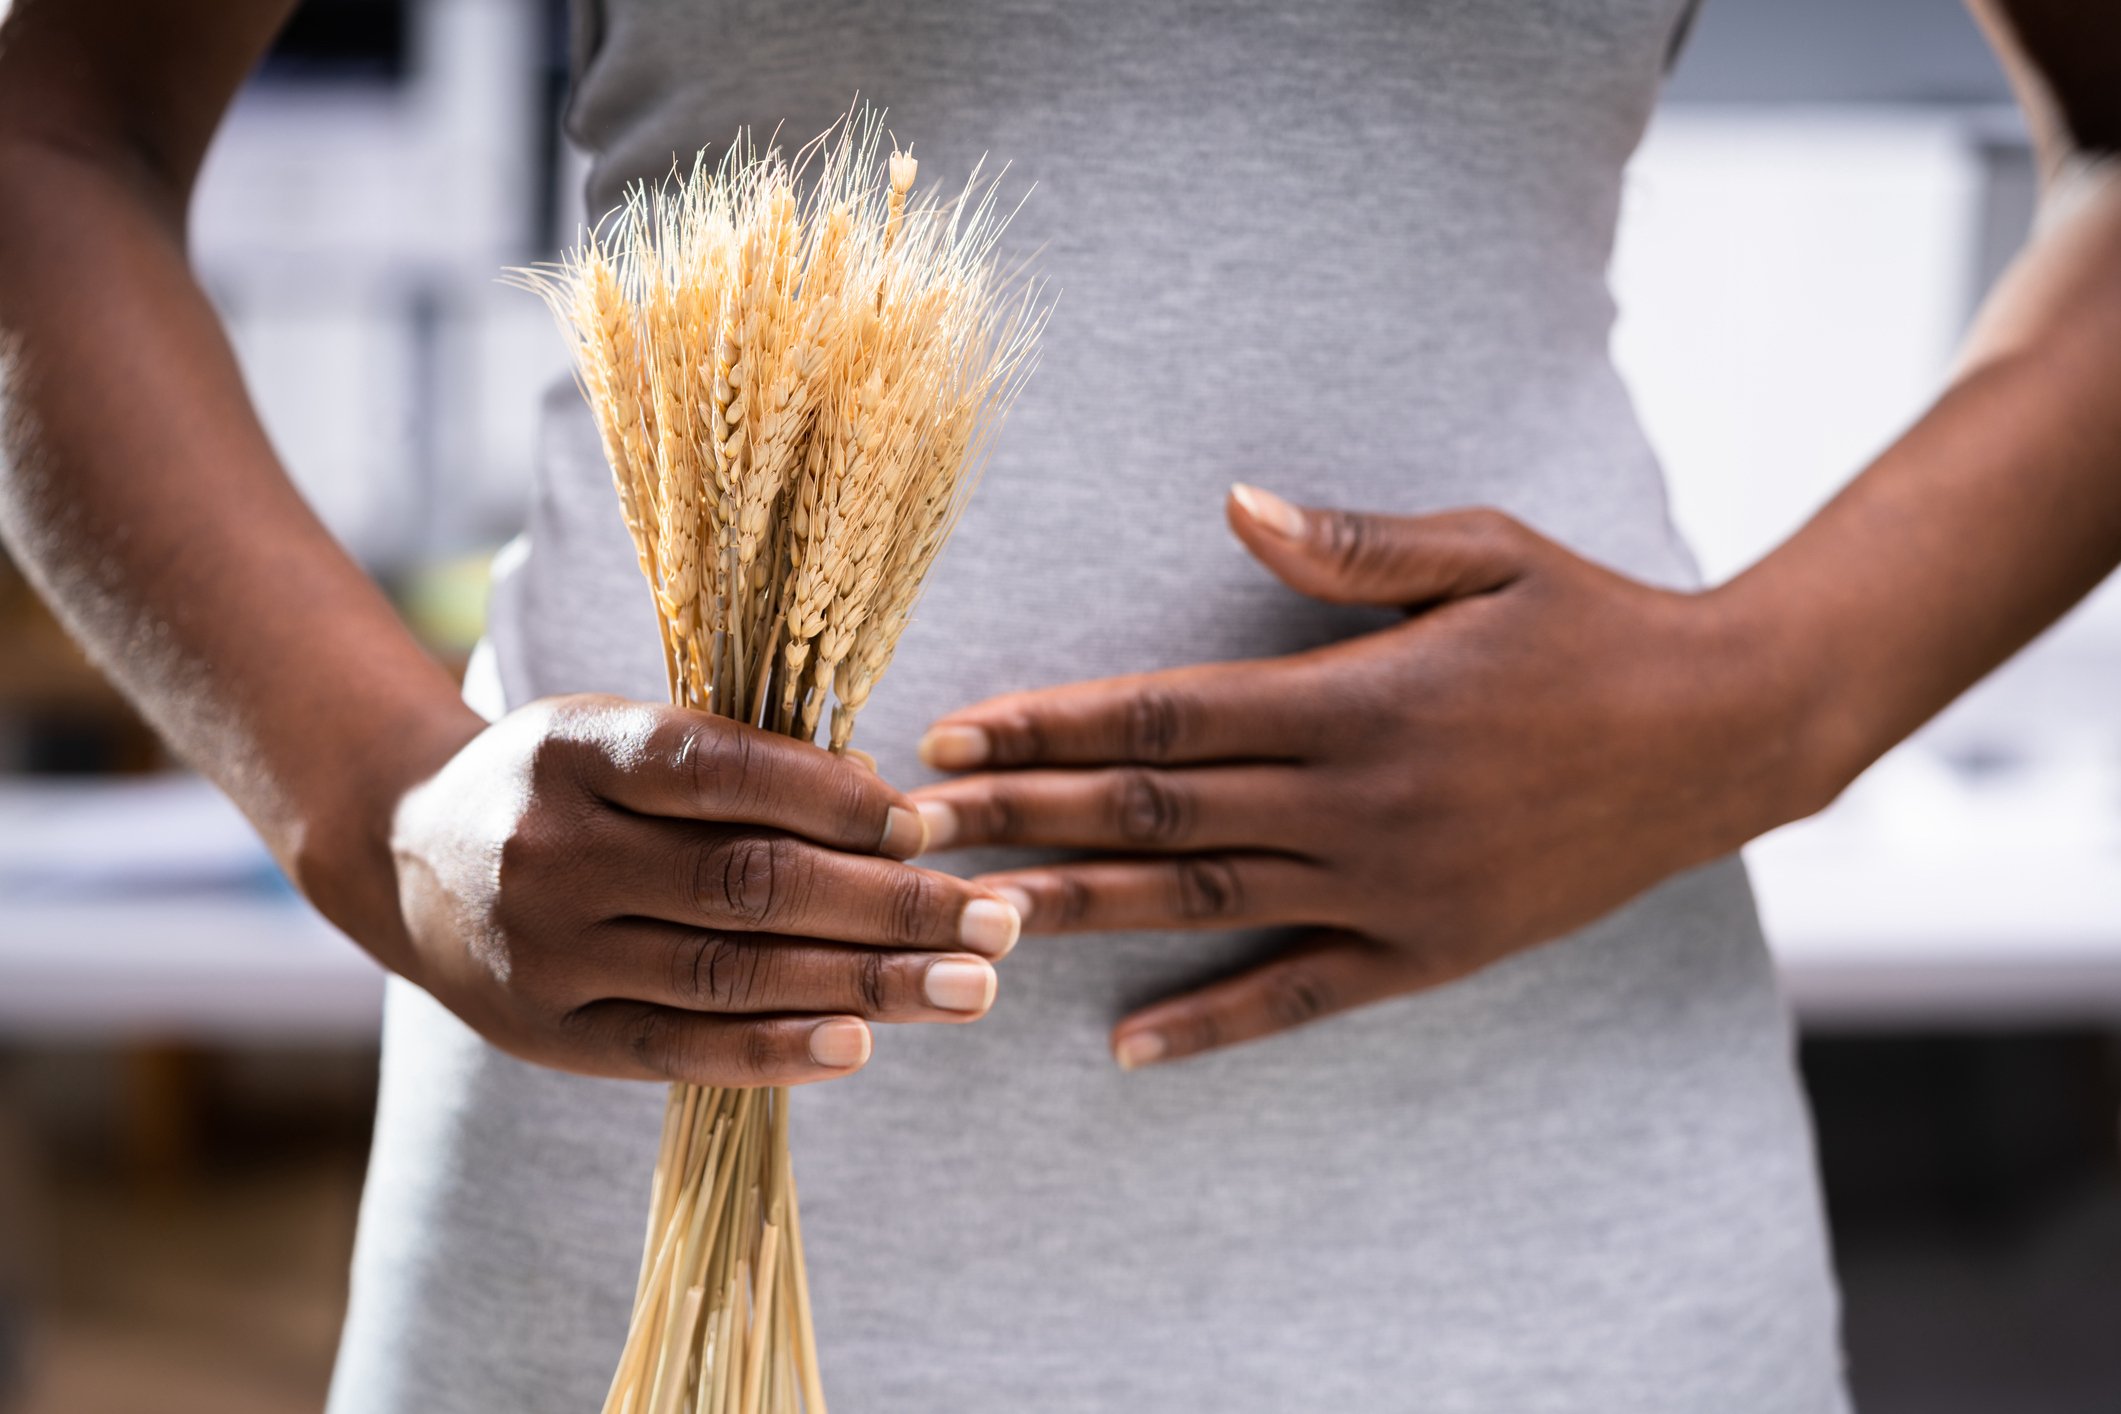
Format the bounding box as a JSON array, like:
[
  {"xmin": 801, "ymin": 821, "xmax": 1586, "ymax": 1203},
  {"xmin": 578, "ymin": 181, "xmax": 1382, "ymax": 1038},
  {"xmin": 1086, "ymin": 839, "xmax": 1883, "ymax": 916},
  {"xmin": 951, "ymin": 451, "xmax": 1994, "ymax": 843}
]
[{"xmin": 328, "ymin": 4, "xmax": 1849, "ymax": 1409}]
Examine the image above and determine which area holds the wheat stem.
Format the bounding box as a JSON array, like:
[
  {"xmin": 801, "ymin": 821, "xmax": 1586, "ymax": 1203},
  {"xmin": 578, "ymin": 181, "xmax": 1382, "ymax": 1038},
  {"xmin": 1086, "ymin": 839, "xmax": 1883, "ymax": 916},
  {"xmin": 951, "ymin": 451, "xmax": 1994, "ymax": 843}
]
[{"xmin": 517, "ymin": 103, "xmax": 1043, "ymax": 1414}]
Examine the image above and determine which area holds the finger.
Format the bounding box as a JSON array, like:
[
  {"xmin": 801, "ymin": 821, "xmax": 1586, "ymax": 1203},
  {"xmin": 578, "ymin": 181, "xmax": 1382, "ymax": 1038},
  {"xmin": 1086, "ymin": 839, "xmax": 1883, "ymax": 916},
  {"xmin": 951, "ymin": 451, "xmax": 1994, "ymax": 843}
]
[
  {"xmin": 1228, "ymin": 487, "xmax": 1533, "ymax": 610},
  {"xmin": 917, "ymin": 661, "xmax": 1325, "ymax": 773},
  {"xmin": 560, "ymin": 1004, "xmax": 874, "ymax": 1087},
  {"xmin": 1110, "ymin": 932, "xmax": 1409, "ymax": 1068},
  {"xmin": 914, "ymin": 764, "xmax": 1310, "ymax": 855},
  {"xmin": 558, "ymin": 699, "xmax": 927, "ymax": 859},
  {"xmin": 974, "ymin": 853, "xmax": 1322, "ymax": 934},
  {"xmin": 618, "ymin": 818, "xmax": 1023, "ymax": 957},
  {"xmin": 585, "ymin": 923, "xmax": 999, "ymax": 1021}
]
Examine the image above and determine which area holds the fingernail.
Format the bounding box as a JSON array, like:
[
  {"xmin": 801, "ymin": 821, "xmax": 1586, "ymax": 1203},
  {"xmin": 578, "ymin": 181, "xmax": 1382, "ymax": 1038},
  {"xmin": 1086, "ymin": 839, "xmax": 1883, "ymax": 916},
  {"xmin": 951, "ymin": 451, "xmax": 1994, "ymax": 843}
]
[
  {"xmin": 1231, "ymin": 483, "xmax": 1307, "ymax": 539},
  {"xmin": 958, "ymin": 897, "xmax": 1021, "ymax": 957},
  {"xmin": 1115, "ymin": 1032, "xmax": 1166, "ymax": 1071},
  {"xmin": 923, "ymin": 957, "xmax": 998, "ymax": 1013},
  {"xmin": 991, "ymin": 884, "xmax": 1034, "ymax": 928},
  {"xmin": 915, "ymin": 799, "xmax": 959, "ymax": 851},
  {"xmin": 880, "ymin": 805, "xmax": 928, "ymax": 859},
  {"xmin": 809, "ymin": 1018, "xmax": 871, "ymax": 1069},
  {"xmin": 918, "ymin": 724, "xmax": 990, "ymax": 770}
]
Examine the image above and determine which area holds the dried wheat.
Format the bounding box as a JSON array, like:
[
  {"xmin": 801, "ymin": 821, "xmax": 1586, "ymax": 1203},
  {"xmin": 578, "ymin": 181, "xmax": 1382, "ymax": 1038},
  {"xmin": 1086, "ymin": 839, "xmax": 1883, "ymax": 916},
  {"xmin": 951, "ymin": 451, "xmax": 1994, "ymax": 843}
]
[{"xmin": 512, "ymin": 105, "xmax": 1046, "ymax": 1414}]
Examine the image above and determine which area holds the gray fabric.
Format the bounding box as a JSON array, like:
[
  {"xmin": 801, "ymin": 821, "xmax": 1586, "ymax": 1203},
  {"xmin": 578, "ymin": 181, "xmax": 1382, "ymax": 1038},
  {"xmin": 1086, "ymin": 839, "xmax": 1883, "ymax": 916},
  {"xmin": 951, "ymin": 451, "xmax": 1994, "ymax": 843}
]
[{"xmin": 329, "ymin": 2, "xmax": 1851, "ymax": 1409}]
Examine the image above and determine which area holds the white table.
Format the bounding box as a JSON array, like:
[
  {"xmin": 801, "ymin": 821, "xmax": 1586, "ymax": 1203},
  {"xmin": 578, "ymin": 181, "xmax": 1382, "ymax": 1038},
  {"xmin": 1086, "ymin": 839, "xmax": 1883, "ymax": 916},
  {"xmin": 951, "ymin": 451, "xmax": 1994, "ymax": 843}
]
[
  {"xmin": 1752, "ymin": 745, "xmax": 2121, "ymax": 1029},
  {"xmin": 0, "ymin": 894, "xmax": 383, "ymax": 1043},
  {"xmin": 0, "ymin": 776, "xmax": 384, "ymax": 1043}
]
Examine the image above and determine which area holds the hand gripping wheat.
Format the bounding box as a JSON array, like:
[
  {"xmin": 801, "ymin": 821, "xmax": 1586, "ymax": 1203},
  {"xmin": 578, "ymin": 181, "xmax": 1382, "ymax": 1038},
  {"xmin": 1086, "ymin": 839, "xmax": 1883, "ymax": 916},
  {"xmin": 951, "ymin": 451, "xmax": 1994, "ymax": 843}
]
[{"xmin": 515, "ymin": 110, "xmax": 1044, "ymax": 1414}]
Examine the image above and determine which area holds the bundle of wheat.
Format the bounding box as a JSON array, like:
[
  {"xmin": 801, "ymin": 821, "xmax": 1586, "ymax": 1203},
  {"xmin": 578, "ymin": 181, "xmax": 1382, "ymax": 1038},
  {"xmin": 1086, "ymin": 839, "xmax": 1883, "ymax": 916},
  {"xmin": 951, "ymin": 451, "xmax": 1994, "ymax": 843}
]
[{"xmin": 516, "ymin": 111, "xmax": 1043, "ymax": 1414}]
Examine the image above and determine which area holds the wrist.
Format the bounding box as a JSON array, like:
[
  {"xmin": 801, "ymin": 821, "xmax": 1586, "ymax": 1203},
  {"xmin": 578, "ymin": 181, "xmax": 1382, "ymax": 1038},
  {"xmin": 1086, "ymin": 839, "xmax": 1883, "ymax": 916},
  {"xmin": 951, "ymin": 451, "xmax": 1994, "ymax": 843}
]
[
  {"xmin": 288, "ymin": 692, "xmax": 486, "ymax": 978},
  {"xmin": 1695, "ymin": 568, "xmax": 1870, "ymax": 838}
]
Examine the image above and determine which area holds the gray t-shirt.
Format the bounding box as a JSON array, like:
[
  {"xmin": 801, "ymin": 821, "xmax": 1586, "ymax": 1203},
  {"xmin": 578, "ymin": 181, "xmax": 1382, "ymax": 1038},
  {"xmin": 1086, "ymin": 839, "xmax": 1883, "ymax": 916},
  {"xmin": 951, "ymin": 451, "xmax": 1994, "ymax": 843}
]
[{"xmin": 328, "ymin": 2, "xmax": 1849, "ymax": 1409}]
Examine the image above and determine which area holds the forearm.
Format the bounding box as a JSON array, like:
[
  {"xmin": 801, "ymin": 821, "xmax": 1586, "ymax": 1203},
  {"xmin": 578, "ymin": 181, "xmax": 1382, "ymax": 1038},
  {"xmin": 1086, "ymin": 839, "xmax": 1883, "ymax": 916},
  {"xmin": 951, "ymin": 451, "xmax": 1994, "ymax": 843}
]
[
  {"xmin": 1720, "ymin": 157, "xmax": 2121, "ymax": 809},
  {"xmin": 0, "ymin": 135, "xmax": 480, "ymax": 964}
]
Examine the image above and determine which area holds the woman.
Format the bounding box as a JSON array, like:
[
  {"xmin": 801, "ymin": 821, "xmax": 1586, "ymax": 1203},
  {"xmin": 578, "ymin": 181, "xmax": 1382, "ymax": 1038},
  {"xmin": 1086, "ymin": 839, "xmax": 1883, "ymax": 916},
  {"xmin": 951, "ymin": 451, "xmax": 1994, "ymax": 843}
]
[{"xmin": 2, "ymin": 2, "xmax": 2116, "ymax": 1409}]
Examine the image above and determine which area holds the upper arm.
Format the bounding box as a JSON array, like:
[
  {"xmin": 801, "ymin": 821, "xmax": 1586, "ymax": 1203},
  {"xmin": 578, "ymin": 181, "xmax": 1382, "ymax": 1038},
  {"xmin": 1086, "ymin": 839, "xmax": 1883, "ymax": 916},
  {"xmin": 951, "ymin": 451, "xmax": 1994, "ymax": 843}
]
[
  {"xmin": 0, "ymin": 0, "xmax": 300, "ymax": 215},
  {"xmin": 1968, "ymin": 1, "xmax": 2121, "ymax": 176}
]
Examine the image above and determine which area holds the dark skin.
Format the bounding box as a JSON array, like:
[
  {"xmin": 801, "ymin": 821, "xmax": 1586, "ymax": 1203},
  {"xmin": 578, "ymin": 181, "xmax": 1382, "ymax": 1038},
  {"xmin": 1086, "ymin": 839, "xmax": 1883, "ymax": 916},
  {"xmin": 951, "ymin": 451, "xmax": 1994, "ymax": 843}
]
[
  {"xmin": 1, "ymin": 3, "xmax": 2117, "ymax": 1084},
  {"xmin": 0, "ymin": 0, "xmax": 1017, "ymax": 1087},
  {"xmin": 914, "ymin": 23, "xmax": 2121, "ymax": 1064},
  {"xmin": 909, "ymin": 499, "xmax": 1809, "ymax": 1067}
]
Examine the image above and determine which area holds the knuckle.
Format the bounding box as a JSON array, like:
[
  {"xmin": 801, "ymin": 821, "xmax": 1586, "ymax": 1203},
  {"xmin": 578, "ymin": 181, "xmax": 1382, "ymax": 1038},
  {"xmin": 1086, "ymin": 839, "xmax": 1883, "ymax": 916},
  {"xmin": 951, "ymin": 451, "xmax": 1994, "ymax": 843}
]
[
  {"xmin": 526, "ymin": 727, "xmax": 588, "ymax": 790},
  {"xmin": 972, "ymin": 786, "xmax": 1024, "ymax": 843},
  {"xmin": 491, "ymin": 924, "xmax": 556, "ymax": 997},
  {"xmin": 495, "ymin": 825, "xmax": 544, "ymax": 891},
  {"xmin": 1317, "ymin": 509, "xmax": 1375, "ymax": 578},
  {"xmin": 1369, "ymin": 773, "xmax": 1428, "ymax": 834},
  {"xmin": 668, "ymin": 720, "xmax": 713, "ymax": 797},
  {"xmin": 882, "ymin": 869, "xmax": 936, "ymax": 947},
  {"xmin": 1457, "ymin": 506, "xmax": 1522, "ymax": 544},
  {"xmin": 1172, "ymin": 856, "xmax": 1245, "ymax": 921},
  {"xmin": 678, "ymin": 721, "xmax": 768, "ymax": 814},
  {"xmin": 1049, "ymin": 872, "xmax": 1095, "ymax": 929},
  {"xmin": 1262, "ymin": 965, "xmax": 1335, "ymax": 1030},
  {"xmin": 677, "ymin": 931, "xmax": 751, "ymax": 1010},
  {"xmin": 494, "ymin": 814, "xmax": 576, "ymax": 919},
  {"xmin": 1451, "ymin": 507, "xmax": 1535, "ymax": 582},
  {"xmin": 1111, "ymin": 768, "xmax": 1193, "ymax": 847},
  {"xmin": 694, "ymin": 833, "xmax": 785, "ymax": 926},
  {"xmin": 991, "ymin": 711, "xmax": 1049, "ymax": 767},
  {"xmin": 832, "ymin": 769, "xmax": 883, "ymax": 843},
  {"xmin": 1122, "ymin": 688, "xmax": 1191, "ymax": 763},
  {"xmin": 853, "ymin": 950, "xmax": 890, "ymax": 1015}
]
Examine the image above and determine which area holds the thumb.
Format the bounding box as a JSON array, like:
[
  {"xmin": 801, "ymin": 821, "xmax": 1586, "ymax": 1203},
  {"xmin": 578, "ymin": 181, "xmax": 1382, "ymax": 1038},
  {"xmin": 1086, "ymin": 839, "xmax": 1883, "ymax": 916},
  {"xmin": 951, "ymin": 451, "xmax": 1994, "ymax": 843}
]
[{"xmin": 1227, "ymin": 484, "xmax": 1532, "ymax": 609}]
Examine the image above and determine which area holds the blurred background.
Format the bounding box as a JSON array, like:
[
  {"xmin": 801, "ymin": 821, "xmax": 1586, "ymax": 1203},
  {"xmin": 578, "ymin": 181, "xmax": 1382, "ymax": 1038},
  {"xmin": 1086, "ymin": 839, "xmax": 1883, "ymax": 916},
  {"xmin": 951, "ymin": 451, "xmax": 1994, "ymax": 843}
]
[{"xmin": 1, "ymin": 1, "xmax": 2117, "ymax": 1410}]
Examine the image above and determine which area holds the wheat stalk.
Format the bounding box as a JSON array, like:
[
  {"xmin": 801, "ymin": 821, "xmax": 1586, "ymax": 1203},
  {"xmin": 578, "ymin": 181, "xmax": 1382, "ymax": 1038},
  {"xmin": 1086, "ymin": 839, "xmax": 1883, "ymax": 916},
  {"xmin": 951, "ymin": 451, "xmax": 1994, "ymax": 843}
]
[{"xmin": 511, "ymin": 106, "xmax": 1046, "ymax": 1413}]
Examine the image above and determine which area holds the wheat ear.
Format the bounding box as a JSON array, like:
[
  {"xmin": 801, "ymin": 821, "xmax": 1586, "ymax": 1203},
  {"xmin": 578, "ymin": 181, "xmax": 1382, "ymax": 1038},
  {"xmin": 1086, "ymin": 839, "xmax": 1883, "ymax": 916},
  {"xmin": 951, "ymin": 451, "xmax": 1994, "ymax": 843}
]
[{"xmin": 515, "ymin": 104, "xmax": 1045, "ymax": 1414}]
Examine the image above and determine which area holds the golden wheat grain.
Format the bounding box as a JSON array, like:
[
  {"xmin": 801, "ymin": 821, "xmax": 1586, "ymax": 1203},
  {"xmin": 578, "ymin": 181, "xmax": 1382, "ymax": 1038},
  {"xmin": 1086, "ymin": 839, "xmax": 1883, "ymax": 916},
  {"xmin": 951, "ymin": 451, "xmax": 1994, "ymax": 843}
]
[{"xmin": 517, "ymin": 105, "xmax": 1044, "ymax": 1414}]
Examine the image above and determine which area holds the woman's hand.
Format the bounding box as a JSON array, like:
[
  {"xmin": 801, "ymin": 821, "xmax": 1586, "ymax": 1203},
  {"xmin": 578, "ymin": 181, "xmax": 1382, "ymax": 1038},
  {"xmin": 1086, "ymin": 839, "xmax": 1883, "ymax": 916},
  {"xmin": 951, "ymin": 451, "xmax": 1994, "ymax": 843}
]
[
  {"xmin": 910, "ymin": 486, "xmax": 1832, "ymax": 1069},
  {"xmin": 388, "ymin": 695, "xmax": 1021, "ymax": 1087}
]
